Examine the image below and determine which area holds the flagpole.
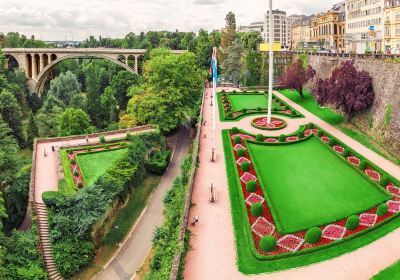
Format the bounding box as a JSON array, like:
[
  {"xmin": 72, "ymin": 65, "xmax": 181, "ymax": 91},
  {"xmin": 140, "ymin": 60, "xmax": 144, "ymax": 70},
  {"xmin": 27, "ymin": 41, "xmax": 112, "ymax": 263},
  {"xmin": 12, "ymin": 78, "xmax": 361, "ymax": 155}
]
[
  {"xmin": 267, "ymin": 0, "xmax": 274, "ymax": 124},
  {"xmin": 212, "ymin": 47, "xmax": 217, "ymax": 162}
]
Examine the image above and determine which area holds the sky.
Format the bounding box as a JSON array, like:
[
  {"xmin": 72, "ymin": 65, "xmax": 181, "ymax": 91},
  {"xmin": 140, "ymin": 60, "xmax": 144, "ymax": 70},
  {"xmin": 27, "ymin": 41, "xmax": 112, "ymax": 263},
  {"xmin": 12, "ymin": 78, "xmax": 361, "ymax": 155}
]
[{"xmin": 0, "ymin": 0, "xmax": 340, "ymax": 41}]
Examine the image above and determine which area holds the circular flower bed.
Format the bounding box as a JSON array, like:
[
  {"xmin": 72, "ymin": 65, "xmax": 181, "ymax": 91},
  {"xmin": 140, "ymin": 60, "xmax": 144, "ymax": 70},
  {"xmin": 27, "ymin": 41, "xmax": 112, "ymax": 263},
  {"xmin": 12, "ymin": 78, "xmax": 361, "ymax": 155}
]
[{"xmin": 251, "ymin": 117, "xmax": 287, "ymax": 131}]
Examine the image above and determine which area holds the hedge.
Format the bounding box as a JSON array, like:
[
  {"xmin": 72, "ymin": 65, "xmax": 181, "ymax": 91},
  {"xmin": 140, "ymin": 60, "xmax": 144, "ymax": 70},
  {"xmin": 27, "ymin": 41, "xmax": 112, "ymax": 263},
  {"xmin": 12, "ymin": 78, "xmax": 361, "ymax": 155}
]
[
  {"xmin": 250, "ymin": 203, "xmax": 263, "ymax": 217},
  {"xmin": 305, "ymin": 227, "xmax": 322, "ymax": 244},
  {"xmin": 260, "ymin": 236, "xmax": 277, "ymax": 252},
  {"xmin": 237, "ymin": 148, "xmax": 246, "ymax": 157},
  {"xmin": 377, "ymin": 203, "xmax": 388, "ymax": 217},
  {"xmin": 241, "ymin": 162, "xmax": 250, "ymax": 172},
  {"xmin": 246, "ymin": 181, "xmax": 257, "ymax": 193},
  {"xmin": 345, "ymin": 215, "xmax": 360, "ymax": 230}
]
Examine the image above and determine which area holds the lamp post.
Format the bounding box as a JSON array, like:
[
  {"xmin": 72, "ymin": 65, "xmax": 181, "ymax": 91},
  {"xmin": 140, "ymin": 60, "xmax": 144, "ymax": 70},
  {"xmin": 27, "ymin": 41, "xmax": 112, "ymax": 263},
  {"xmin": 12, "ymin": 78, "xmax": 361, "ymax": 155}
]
[{"xmin": 267, "ymin": 0, "xmax": 274, "ymax": 124}]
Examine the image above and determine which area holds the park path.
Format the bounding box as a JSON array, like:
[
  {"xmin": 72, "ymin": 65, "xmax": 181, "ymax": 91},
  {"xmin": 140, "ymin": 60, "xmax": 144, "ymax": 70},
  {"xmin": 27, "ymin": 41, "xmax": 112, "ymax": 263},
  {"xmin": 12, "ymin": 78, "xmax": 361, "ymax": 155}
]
[
  {"xmin": 32, "ymin": 127, "xmax": 154, "ymax": 280},
  {"xmin": 94, "ymin": 126, "xmax": 191, "ymax": 280},
  {"xmin": 184, "ymin": 87, "xmax": 400, "ymax": 280}
]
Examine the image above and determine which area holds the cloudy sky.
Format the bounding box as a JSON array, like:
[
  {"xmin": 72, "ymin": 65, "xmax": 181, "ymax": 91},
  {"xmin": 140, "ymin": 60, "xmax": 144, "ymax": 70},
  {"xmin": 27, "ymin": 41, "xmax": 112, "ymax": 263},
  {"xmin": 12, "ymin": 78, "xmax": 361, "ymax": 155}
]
[{"xmin": 0, "ymin": 0, "xmax": 339, "ymax": 41}]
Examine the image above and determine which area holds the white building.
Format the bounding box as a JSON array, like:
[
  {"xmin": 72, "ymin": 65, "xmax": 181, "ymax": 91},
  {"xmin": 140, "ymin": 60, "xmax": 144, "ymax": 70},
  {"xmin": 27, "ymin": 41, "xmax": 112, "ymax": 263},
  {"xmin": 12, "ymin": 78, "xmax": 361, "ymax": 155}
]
[
  {"xmin": 238, "ymin": 21, "xmax": 265, "ymax": 41},
  {"xmin": 265, "ymin": 9, "xmax": 291, "ymax": 49},
  {"xmin": 345, "ymin": 0, "xmax": 385, "ymax": 53}
]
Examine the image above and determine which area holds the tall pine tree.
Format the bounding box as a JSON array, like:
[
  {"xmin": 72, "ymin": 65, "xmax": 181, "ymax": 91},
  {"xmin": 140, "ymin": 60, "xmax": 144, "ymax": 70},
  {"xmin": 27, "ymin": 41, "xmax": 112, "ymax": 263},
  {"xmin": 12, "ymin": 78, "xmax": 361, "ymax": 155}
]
[
  {"xmin": 27, "ymin": 113, "xmax": 38, "ymax": 149},
  {"xmin": 0, "ymin": 90, "xmax": 25, "ymax": 147}
]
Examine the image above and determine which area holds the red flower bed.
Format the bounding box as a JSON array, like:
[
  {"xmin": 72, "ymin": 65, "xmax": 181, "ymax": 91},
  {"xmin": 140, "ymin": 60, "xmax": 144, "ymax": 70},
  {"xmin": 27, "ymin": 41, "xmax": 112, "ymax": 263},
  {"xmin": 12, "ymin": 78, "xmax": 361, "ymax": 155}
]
[
  {"xmin": 228, "ymin": 127, "xmax": 399, "ymax": 256},
  {"xmin": 251, "ymin": 117, "xmax": 287, "ymax": 130}
]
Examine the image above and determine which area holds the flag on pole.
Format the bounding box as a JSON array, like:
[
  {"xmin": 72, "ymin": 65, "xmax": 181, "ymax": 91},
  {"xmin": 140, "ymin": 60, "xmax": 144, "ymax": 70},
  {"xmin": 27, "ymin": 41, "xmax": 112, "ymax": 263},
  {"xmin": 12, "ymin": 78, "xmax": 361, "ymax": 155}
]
[{"xmin": 210, "ymin": 47, "xmax": 218, "ymax": 85}]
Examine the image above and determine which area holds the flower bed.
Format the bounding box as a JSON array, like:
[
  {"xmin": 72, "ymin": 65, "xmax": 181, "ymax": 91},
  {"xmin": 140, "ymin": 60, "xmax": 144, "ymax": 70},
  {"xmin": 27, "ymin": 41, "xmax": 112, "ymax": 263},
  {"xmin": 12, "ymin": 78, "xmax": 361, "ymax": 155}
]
[
  {"xmin": 251, "ymin": 117, "xmax": 287, "ymax": 130},
  {"xmin": 223, "ymin": 124, "xmax": 400, "ymax": 271}
]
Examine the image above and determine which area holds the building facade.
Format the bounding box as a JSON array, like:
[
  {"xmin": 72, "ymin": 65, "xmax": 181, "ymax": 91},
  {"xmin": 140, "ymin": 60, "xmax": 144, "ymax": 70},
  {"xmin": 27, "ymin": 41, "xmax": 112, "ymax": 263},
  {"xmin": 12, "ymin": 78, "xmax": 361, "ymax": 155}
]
[
  {"xmin": 384, "ymin": 0, "xmax": 400, "ymax": 53},
  {"xmin": 310, "ymin": 2, "xmax": 346, "ymax": 51},
  {"xmin": 238, "ymin": 21, "xmax": 265, "ymax": 41},
  {"xmin": 264, "ymin": 10, "xmax": 291, "ymax": 49},
  {"xmin": 291, "ymin": 17, "xmax": 313, "ymax": 50},
  {"xmin": 345, "ymin": 0, "xmax": 384, "ymax": 53}
]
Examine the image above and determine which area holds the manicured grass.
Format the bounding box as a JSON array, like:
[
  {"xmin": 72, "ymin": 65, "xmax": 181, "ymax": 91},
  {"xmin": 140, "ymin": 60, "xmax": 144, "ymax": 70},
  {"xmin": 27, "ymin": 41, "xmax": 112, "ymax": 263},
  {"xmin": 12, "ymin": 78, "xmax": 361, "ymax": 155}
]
[
  {"xmin": 222, "ymin": 129, "xmax": 400, "ymax": 274},
  {"xmin": 247, "ymin": 137, "xmax": 391, "ymax": 233},
  {"xmin": 60, "ymin": 149, "xmax": 76, "ymax": 194},
  {"xmin": 229, "ymin": 94, "xmax": 278, "ymax": 111},
  {"xmin": 373, "ymin": 260, "xmax": 400, "ymax": 280},
  {"xmin": 77, "ymin": 148, "xmax": 127, "ymax": 186},
  {"xmin": 71, "ymin": 174, "xmax": 161, "ymax": 280},
  {"xmin": 279, "ymin": 89, "xmax": 344, "ymax": 125}
]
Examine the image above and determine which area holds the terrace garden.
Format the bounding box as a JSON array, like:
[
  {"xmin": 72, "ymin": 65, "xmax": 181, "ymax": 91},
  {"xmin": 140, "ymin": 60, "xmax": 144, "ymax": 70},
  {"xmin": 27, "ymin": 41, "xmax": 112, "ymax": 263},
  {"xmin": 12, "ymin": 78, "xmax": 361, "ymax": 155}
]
[
  {"xmin": 223, "ymin": 124, "xmax": 400, "ymax": 274},
  {"xmin": 218, "ymin": 90, "xmax": 303, "ymax": 121}
]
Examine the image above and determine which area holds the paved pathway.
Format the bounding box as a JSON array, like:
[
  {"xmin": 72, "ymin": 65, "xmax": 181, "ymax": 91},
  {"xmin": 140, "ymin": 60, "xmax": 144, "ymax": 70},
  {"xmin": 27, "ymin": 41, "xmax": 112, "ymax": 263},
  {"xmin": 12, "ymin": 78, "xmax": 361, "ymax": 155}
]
[
  {"xmin": 94, "ymin": 126, "xmax": 191, "ymax": 280},
  {"xmin": 184, "ymin": 87, "xmax": 400, "ymax": 280}
]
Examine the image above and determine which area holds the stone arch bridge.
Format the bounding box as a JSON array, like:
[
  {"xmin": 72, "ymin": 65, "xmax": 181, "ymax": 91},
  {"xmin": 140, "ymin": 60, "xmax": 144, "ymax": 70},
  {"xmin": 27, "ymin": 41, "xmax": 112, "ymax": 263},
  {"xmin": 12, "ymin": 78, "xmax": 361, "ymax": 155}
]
[{"xmin": 3, "ymin": 48, "xmax": 186, "ymax": 94}]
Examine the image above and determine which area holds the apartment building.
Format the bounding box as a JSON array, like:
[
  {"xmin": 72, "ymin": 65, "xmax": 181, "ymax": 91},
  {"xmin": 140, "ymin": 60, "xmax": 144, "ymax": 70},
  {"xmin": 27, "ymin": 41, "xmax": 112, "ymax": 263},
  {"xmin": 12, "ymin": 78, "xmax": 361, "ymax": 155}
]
[
  {"xmin": 384, "ymin": 0, "xmax": 400, "ymax": 53},
  {"xmin": 291, "ymin": 16, "xmax": 313, "ymax": 50},
  {"xmin": 264, "ymin": 9, "xmax": 291, "ymax": 49},
  {"xmin": 310, "ymin": 2, "xmax": 346, "ymax": 51},
  {"xmin": 238, "ymin": 21, "xmax": 266, "ymax": 41},
  {"xmin": 345, "ymin": 0, "xmax": 385, "ymax": 53}
]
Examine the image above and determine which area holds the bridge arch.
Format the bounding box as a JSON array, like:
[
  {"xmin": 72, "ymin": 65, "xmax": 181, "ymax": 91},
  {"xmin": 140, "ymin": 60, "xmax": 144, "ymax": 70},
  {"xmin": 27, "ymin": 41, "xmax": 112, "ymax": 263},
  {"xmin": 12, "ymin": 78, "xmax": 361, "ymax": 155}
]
[{"xmin": 34, "ymin": 53, "xmax": 136, "ymax": 94}]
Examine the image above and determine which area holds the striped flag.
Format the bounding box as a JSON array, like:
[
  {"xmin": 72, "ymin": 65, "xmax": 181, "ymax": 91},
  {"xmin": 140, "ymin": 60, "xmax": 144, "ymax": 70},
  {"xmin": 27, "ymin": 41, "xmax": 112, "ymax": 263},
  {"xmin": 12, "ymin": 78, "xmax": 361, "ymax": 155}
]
[{"xmin": 210, "ymin": 47, "xmax": 218, "ymax": 85}]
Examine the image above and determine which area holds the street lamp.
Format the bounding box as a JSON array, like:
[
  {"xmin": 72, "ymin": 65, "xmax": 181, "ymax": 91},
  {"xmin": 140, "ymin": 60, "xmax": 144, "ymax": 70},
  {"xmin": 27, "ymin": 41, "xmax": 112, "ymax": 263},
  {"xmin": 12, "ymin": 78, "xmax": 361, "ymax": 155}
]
[{"xmin": 267, "ymin": 0, "xmax": 274, "ymax": 124}]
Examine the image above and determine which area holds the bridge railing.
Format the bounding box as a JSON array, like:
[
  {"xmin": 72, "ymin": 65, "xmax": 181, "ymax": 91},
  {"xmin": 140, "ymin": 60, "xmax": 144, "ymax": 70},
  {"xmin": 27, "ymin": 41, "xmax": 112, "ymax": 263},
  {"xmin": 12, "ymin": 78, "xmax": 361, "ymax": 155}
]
[{"xmin": 289, "ymin": 51, "xmax": 400, "ymax": 61}]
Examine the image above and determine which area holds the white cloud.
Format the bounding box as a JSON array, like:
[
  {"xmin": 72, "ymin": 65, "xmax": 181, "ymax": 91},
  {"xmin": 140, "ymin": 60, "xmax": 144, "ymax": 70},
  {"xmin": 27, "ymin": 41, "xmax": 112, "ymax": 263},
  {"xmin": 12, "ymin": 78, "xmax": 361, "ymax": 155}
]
[{"xmin": 0, "ymin": 0, "xmax": 339, "ymax": 40}]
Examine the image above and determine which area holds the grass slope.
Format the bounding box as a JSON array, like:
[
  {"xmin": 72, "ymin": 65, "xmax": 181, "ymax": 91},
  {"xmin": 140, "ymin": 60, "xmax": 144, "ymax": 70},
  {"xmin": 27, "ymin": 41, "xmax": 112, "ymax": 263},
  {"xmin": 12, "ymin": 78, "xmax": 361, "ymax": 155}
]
[
  {"xmin": 373, "ymin": 260, "xmax": 400, "ymax": 280},
  {"xmin": 77, "ymin": 148, "xmax": 127, "ymax": 186},
  {"xmin": 222, "ymin": 129, "xmax": 400, "ymax": 274},
  {"xmin": 279, "ymin": 89, "xmax": 344, "ymax": 125},
  {"xmin": 247, "ymin": 137, "xmax": 390, "ymax": 233}
]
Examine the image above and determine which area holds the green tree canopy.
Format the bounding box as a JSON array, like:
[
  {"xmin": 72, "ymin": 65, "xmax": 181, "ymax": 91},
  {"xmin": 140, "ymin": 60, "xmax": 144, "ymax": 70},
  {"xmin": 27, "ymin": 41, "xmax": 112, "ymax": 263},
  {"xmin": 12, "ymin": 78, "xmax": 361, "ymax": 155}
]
[
  {"xmin": 58, "ymin": 108, "xmax": 92, "ymax": 137},
  {"xmin": 48, "ymin": 71, "xmax": 80, "ymax": 105},
  {"xmin": 221, "ymin": 38, "xmax": 243, "ymax": 85},
  {"xmin": 0, "ymin": 90, "xmax": 25, "ymax": 147}
]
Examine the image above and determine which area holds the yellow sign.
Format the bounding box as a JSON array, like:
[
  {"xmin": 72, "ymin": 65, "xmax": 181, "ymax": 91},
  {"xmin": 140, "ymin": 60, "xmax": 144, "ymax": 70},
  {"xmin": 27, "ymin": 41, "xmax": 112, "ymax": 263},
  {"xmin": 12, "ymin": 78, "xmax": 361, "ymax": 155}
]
[{"xmin": 260, "ymin": 43, "xmax": 282, "ymax": 52}]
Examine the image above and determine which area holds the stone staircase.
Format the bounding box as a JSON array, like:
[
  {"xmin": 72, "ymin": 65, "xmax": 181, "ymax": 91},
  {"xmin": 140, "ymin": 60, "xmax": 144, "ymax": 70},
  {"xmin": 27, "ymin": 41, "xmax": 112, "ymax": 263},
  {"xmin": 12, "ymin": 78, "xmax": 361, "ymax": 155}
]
[{"xmin": 35, "ymin": 203, "xmax": 64, "ymax": 280}]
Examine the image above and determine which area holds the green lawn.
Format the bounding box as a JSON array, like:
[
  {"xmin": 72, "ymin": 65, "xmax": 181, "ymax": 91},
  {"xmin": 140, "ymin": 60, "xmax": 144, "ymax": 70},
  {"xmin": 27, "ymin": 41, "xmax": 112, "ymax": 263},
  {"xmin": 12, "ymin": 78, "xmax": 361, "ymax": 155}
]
[
  {"xmin": 373, "ymin": 260, "xmax": 400, "ymax": 280},
  {"xmin": 77, "ymin": 148, "xmax": 127, "ymax": 186},
  {"xmin": 247, "ymin": 137, "xmax": 391, "ymax": 234},
  {"xmin": 279, "ymin": 89, "xmax": 344, "ymax": 125},
  {"xmin": 229, "ymin": 94, "xmax": 278, "ymax": 111}
]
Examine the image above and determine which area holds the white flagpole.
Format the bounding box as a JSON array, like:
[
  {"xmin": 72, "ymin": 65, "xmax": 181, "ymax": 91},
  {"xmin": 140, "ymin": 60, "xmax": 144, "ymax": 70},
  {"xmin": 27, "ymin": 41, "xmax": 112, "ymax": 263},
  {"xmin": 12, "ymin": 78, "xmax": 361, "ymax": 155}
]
[
  {"xmin": 267, "ymin": 0, "xmax": 274, "ymax": 124},
  {"xmin": 212, "ymin": 48, "xmax": 217, "ymax": 161}
]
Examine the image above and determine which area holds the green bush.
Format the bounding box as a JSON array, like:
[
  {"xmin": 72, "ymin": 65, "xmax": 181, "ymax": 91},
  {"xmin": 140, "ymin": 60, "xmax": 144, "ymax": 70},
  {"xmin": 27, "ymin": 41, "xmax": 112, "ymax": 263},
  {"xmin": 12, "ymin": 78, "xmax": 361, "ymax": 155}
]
[
  {"xmin": 305, "ymin": 227, "xmax": 322, "ymax": 244},
  {"xmin": 359, "ymin": 160, "xmax": 368, "ymax": 170},
  {"xmin": 68, "ymin": 149, "xmax": 73, "ymax": 155},
  {"xmin": 237, "ymin": 148, "xmax": 245, "ymax": 157},
  {"xmin": 307, "ymin": 123, "xmax": 314, "ymax": 129},
  {"xmin": 234, "ymin": 136, "xmax": 241, "ymax": 144},
  {"xmin": 380, "ymin": 175, "xmax": 390, "ymax": 187},
  {"xmin": 87, "ymin": 147, "xmax": 92, "ymax": 152},
  {"xmin": 279, "ymin": 134, "xmax": 286, "ymax": 142},
  {"xmin": 232, "ymin": 127, "xmax": 239, "ymax": 134},
  {"xmin": 377, "ymin": 203, "xmax": 388, "ymax": 216},
  {"xmin": 329, "ymin": 138, "xmax": 336, "ymax": 146},
  {"xmin": 70, "ymin": 158, "xmax": 76, "ymax": 165},
  {"xmin": 246, "ymin": 180, "xmax": 257, "ymax": 192},
  {"xmin": 317, "ymin": 130, "xmax": 324, "ymax": 137},
  {"xmin": 256, "ymin": 134, "xmax": 264, "ymax": 142},
  {"xmin": 73, "ymin": 171, "xmax": 80, "ymax": 177},
  {"xmin": 297, "ymin": 131, "xmax": 304, "ymax": 139},
  {"xmin": 120, "ymin": 142, "xmax": 127, "ymax": 148},
  {"xmin": 256, "ymin": 107, "xmax": 262, "ymax": 111},
  {"xmin": 106, "ymin": 144, "xmax": 111, "ymax": 149},
  {"xmin": 291, "ymin": 110, "xmax": 297, "ymax": 116},
  {"xmin": 226, "ymin": 107, "xmax": 231, "ymax": 112},
  {"xmin": 42, "ymin": 191, "xmax": 68, "ymax": 208},
  {"xmin": 232, "ymin": 90, "xmax": 237, "ymax": 93},
  {"xmin": 250, "ymin": 202, "xmax": 264, "ymax": 217},
  {"xmin": 221, "ymin": 89, "xmax": 226, "ymax": 93},
  {"xmin": 145, "ymin": 150, "xmax": 171, "ymax": 175},
  {"xmin": 99, "ymin": 135, "xmax": 106, "ymax": 144},
  {"xmin": 260, "ymin": 236, "xmax": 276, "ymax": 252},
  {"xmin": 227, "ymin": 112, "xmax": 233, "ymax": 118},
  {"xmin": 241, "ymin": 108, "xmax": 247, "ymax": 113},
  {"xmin": 345, "ymin": 215, "xmax": 360, "ymax": 230},
  {"xmin": 343, "ymin": 148, "xmax": 350, "ymax": 157},
  {"xmin": 241, "ymin": 162, "xmax": 250, "ymax": 172},
  {"xmin": 77, "ymin": 182, "xmax": 84, "ymax": 189}
]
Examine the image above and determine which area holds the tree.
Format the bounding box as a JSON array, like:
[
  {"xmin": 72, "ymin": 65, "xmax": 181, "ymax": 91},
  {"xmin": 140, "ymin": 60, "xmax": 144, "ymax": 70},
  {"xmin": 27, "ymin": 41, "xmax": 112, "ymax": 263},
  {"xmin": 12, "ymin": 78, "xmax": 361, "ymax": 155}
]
[
  {"xmin": 0, "ymin": 90, "xmax": 25, "ymax": 147},
  {"xmin": 221, "ymin": 12, "xmax": 237, "ymax": 49},
  {"xmin": 108, "ymin": 70, "xmax": 141, "ymax": 110},
  {"xmin": 125, "ymin": 49, "xmax": 204, "ymax": 133},
  {"xmin": 241, "ymin": 51, "xmax": 261, "ymax": 86},
  {"xmin": 27, "ymin": 113, "xmax": 38, "ymax": 149},
  {"xmin": 278, "ymin": 59, "xmax": 316, "ymax": 98},
  {"xmin": 84, "ymin": 63, "xmax": 106, "ymax": 127},
  {"xmin": 195, "ymin": 30, "xmax": 213, "ymax": 69},
  {"xmin": 48, "ymin": 71, "xmax": 80, "ymax": 105},
  {"xmin": 315, "ymin": 60, "xmax": 375, "ymax": 121},
  {"xmin": 36, "ymin": 95, "xmax": 65, "ymax": 138},
  {"xmin": 241, "ymin": 31, "xmax": 262, "ymax": 51},
  {"xmin": 58, "ymin": 108, "xmax": 91, "ymax": 137},
  {"xmin": 0, "ymin": 116, "xmax": 18, "ymax": 187},
  {"xmin": 221, "ymin": 38, "xmax": 243, "ymax": 85}
]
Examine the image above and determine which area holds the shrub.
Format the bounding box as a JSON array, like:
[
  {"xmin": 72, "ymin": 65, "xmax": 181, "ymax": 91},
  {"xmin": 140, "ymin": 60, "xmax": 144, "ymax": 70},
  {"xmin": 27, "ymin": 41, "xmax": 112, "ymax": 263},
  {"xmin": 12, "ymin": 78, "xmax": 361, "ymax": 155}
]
[
  {"xmin": 260, "ymin": 236, "xmax": 276, "ymax": 252},
  {"xmin": 380, "ymin": 175, "xmax": 390, "ymax": 187},
  {"xmin": 126, "ymin": 132, "xmax": 131, "ymax": 140},
  {"xmin": 99, "ymin": 135, "xmax": 106, "ymax": 144},
  {"xmin": 305, "ymin": 227, "xmax": 322, "ymax": 244},
  {"xmin": 106, "ymin": 144, "xmax": 111, "ymax": 149},
  {"xmin": 221, "ymin": 89, "xmax": 226, "ymax": 93},
  {"xmin": 297, "ymin": 131, "xmax": 304, "ymax": 139},
  {"xmin": 227, "ymin": 112, "xmax": 233, "ymax": 118},
  {"xmin": 87, "ymin": 147, "xmax": 92, "ymax": 152},
  {"xmin": 234, "ymin": 136, "xmax": 241, "ymax": 144},
  {"xmin": 256, "ymin": 134, "xmax": 264, "ymax": 142},
  {"xmin": 241, "ymin": 162, "xmax": 250, "ymax": 172},
  {"xmin": 291, "ymin": 110, "xmax": 297, "ymax": 116},
  {"xmin": 120, "ymin": 142, "xmax": 127, "ymax": 148},
  {"xmin": 256, "ymin": 107, "xmax": 262, "ymax": 111},
  {"xmin": 359, "ymin": 160, "xmax": 368, "ymax": 170},
  {"xmin": 68, "ymin": 149, "xmax": 74, "ymax": 155},
  {"xmin": 329, "ymin": 138, "xmax": 336, "ymax": 146},
  {"xmin": 250, "ymin": 203, "xmax": 263, "ymax": 217},
  {"xmin": 232, "ymin": 127, "xmax": 239, "ymax": 134},
  {"xmin": 307, "ymin": 123, "xmax": 314, "ymax": 129},
  {"xmin": 77, "ymin": 182, "xmax": 84, "ymax": 189},
  {"xmin": 226, "ymin": 107, "xmax": 231, "ymax": 112},
  {"xmin": 242, "ymin": 108, "xmax": 247, "ymax": 113},
  {"xmin": 246, "ymin": 180, "xmax": 257, "ymax": 192},
  {"xmin": 284, "ymin": 105, "xmax": 289, "ymax": 110},
  {"xmin": 237, "ymin": 148, "xmax": 245, "ymax": 157},
  {"xmin": 377, "ymin": 203, "xmax": 388, "ymax": 216},
  {"xmin": 343, "ymin": 148, "xmax": 350, "ymax": 157},
  {"xmin": 73, "ymin": 171, "xmax": 80, "ymax": 177},
  {"xmin": 317, "ymin": 130, "xmax": 324, "ymax": 137},
  {"xmin": 279, "ymin": 134, "xmax": 286, "ymax": 142},
  {"xmin": 145, "ymin": 150, "xmax": 171, "ymax": 175},
  {"xmin": 70, "ymin": 158, "xmax": 76, "ymax": 165},
  {"xmin": 232, "ymin": 90, "xmax": 237, "ymax": 93},
  {"xmin": 345, "ymin": 215, "xmax": 360, "ymax": 230}
]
